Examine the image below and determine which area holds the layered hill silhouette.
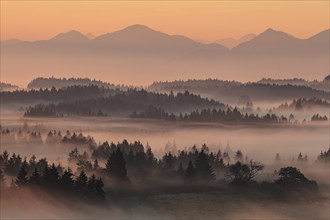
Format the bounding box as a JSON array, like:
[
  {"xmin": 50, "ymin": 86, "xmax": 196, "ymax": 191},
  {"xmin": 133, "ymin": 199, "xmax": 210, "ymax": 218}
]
[
  {"xmin": 1, "ymin": 24, "xmax": 329, "ymax": 86},
  {"xmin": 148, "ymin": 79, "xmax": 329, "ymax": 104}
]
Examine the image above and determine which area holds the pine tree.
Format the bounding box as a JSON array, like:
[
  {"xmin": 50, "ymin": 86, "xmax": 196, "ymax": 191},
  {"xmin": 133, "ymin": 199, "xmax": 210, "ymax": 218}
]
[
  {"xmin": 87, "ymin": 174, "xmax": 97, "ymax": 191},
  {"xmin": 195, "ymin": 150, "xmax": 215, "ymax": 183},
  {"xmin": 29, "ymin": 168, "xmax": 41, "ymax": 185},
  {"xmin": 75, "ymin": 170, "xmax": 88, "ymax": 190},
  {"xmin": 105, "ymin": 148, "xmax": 128, "ymax": 180},
  {"xmin": 146, "ymin": 147, "xmax": 155, "ymax": 166},
  {"xmin": 275, "ymin": 153, "xmax": 281, "ymax": 163},
  {"xmin": 15, "ymin": 167, "xmax": 28, "ymax": 186},
  {"xmin": 297, "ymin": 153, "xmax": 303, "ymax": 162},
  {"xmin": 60, "ymin": 168, "xmax": 74, "ymax": 192},
  {"xmin": 49, "ymin": 163, "xmax": 60, "ymax": 185},
  {"xmin": 163, "ymin": 152, "xmax": 175, "ymax": 171},
  {"xmin": 185, "ymin": 161, "xmax": 196, "ymax": 181},
  {"xmin": 95, "ymin": 177, "xmax": 105, "ymax": 200}
]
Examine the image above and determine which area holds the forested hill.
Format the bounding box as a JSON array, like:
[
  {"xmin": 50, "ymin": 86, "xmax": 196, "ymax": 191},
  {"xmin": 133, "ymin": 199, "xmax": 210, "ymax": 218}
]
[
  {"xmin": 148, "ymin": 80, "xmax": 329, "ymax": 104},
  {"xmin": 257, "ymin": 76, "xmax": 329, "ymax": 92},
  {"xmin": 23, "ymin": 90, "xmax": 224, "ymax": 117},
  {"xmin": 0, "ymin": 82, "xmax": 19, "ymax": 92},
  {"xmin": 27, "ymin": 77, "xmax": 127, "ymax": 90},
  {"xmin": 0, "ymin": 85, "xmax": 114, "ymax": 104}
]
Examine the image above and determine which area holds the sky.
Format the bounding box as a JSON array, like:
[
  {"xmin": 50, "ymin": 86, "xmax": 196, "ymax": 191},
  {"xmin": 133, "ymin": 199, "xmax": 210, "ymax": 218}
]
[{"xmin": 1, "ymin": 1, "xmax": 329, "ymax": 42}]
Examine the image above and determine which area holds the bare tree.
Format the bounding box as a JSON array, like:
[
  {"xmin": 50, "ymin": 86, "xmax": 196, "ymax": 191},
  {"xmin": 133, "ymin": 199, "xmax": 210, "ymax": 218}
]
[{"xmin": 225, "ymin": 160, "xmax": 264, "ymax": 184}]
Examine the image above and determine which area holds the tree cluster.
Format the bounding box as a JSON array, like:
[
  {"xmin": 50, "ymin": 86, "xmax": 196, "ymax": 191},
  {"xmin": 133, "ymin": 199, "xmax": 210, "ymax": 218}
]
[
  {"xmin": 277, "ymin": 97, "xmax": 330, "ymax": 111},
  {"xmin": 311, "ymin": 114, "xmax": 328, "ymax": 121},
  {"xmin": 316, "ymin": 148, "xmax": 330, "ymax": 163},
  {"xmin": 0, "ymin": 153, "xmax": 105, "ymax": 202}
]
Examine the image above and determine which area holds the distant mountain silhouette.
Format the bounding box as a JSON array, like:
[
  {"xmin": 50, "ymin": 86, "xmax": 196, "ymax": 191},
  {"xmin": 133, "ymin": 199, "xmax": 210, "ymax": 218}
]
[
  {"xmin": 1, "ymin": 25, "xmax": 329, "ymax": 85},
  {"xmin": 232, "ymin": 28, "xmax": 329, "ymax": 56},
  {"xmin": 48, "ymin": 30, "xmax": 90, "ymax": 44},
  {"xmin": 92, "ymin": 24, "xmax": 228, "ymax": 55}
]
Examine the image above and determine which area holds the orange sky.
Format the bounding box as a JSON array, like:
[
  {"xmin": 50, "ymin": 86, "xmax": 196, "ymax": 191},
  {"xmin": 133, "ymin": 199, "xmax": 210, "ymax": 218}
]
[{"xmin": 1, "ymin": 1, "xmax": 329, "ymax": 41}]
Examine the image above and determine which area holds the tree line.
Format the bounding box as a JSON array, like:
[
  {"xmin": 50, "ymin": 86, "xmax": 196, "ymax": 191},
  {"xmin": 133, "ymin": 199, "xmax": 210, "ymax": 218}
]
[
  {"xmin": 277, "ymin": 97, "xmax": 330, "ymax": 111},
  {"xmin": 1, "ymin": 145, "xmax": 323, "ymax": 201},
  {"xmin": 0, "ymin": 128, "xmax": 98, "ymax": 148},
  {"xmin": 131, "ymin": 105, "xmax": 289, "ymax": 123},
  {"xmin": 1, "ymin": 85, "xmax": 111, "ymax": 104},
  {"xmin": 22, "ymin": 89, "xmax": 223, "ymax": 117}
]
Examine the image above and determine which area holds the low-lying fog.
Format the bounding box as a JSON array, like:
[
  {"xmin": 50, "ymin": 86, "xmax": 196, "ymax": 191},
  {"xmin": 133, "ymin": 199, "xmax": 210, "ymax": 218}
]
[
  {"xmin": 1, "ymin": 110, "xmax": 328, "ymax": 164},
  {"xmin": 1, "ymin": 110, "xmax": 329, "ymax": 219}
]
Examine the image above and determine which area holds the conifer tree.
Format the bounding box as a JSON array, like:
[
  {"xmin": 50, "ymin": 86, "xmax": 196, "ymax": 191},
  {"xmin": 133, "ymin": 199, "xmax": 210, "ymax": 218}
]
[
  {"xmin": 29, "ymin": 168, "xmax": 41, "ymax": 185},
  {"xmin": 185, "ymin": 161, "xmax": 196, "ymax": 181},
  {"xmin": 105, "ymin": 148, "xmax": 128, "ymax": 180},
  {"xmin": 60, "ymin": 168, "xmax": 75, "ymax": 191},
  {"xmin": 195, "ymin": 150, "xmax": 215, "ymax": 183},
  {"xmin": 76, "ymin": 170, "xmax": 88, "ymax": 190},
  {"xmin": 15, "ymin": 167, "xmax": 28, "ymax": 186}
]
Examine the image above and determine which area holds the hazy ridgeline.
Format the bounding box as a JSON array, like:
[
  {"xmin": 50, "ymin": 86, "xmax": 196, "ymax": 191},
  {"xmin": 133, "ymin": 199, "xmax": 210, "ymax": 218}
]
[{"xmin": 1, "ymin": 26, "xmax": 329, "ymax": 86}]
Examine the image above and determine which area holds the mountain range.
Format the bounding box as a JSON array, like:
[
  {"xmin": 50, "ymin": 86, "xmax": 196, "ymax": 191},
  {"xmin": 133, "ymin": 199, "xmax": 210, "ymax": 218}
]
[{"xmin": 1, "ymin": 24, "xmax": 329, "ymax": 87}]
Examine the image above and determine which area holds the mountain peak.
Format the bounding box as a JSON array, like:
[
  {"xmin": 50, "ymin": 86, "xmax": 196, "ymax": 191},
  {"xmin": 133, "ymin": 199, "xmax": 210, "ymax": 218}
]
[
  {"xmin": 264, "ymin": 28, "xmax": 276, "ymax": 33},
  {"xmin": 112, "ymin": 24, "xmax": 161, "ymax": 36},
  {"xmin": 250, "ymin": 28, "xmax": 298, "ymax": 43},
  {"xmin": 93, "ymin": 24, "xmax": 168, "ymax": 44},
  {"xmin": 260, "ymin": 28, "xmax": 292, "ymax": 37},
  {"xmin": 125, "ymin": 24, "xmax": 154, "ymax": 31},
  {"xmin": 49, "ymin": 30, "xmax": 90, "ymax": 43}
]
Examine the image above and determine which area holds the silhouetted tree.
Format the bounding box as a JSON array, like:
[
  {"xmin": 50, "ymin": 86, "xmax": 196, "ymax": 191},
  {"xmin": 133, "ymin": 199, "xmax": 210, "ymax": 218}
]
[
  {"xmin": 60, "ymin": 168, "xmax": 75, "ymax": 192},
  {"xmin": 225, "ymin": 161, "xmax": 264, "ymax": 186},
  {"xmin": 317, "ymin": 148, "xmax": 330, "ymax": 163},
  {"xmin": 275, "ymin": 167, "xmax": 318, "ymax": 192},
  {"xmin": 195, "ymin": 150, "xmax": 215, "ymax": 183},
  {"xmin": 76, "ymin": 170, "xmax": 88, "ymax": 194},
  {"xmin": 275, "ymin": 153, "xmax": 281, "ymax": 163},
  {"xmin": 15, "ymin": 167, "xmax": 28, "ymax": 186},
  {"xmin": 29, "ymin": 168, "xmax": 41, "ymax": 185},
  {"xmin": 234, "ymin": 150, "xmax": 243, "ymax": 162},
  {"xmin": 105, "ymin": 148, "xmax": 128, "ymax": 181},
  {"xmin": 185, "ymin": 161, "xmax": 196, "ymax": 182}
]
